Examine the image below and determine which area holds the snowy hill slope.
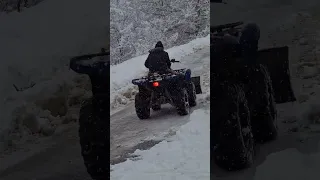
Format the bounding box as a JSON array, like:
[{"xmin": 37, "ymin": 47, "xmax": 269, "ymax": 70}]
[{"xmin": 110, "ymin": 0, "xmax": 210, "ymax": 65}]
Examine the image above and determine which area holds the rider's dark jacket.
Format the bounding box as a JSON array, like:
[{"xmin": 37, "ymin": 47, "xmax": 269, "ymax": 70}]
[{"xmin": 144, "ymin": 46, "xmax": 171, "ymax": 73}]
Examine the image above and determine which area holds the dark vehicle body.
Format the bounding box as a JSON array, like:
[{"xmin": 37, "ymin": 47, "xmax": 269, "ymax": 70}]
[
  {"xmin": 132, "ymin": 61, "xmax": 202, "ymax": 119},
  {"xmin": 211, "ymin": 22, "xmax": 296, "ymax": 170}
]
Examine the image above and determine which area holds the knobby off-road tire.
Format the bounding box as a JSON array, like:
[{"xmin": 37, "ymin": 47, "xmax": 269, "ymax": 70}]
[
  {"xmin": 262, "ymin": 65, "xmax": 277, "ymax": 127},
  {"xmin": 244, "ymin": 64, "xmax": 278, "ymax": 143},
  {"xmin": 151, "ymin": 92, "xmax": 161, "ymax": 111},
  {"xmin": 187, "ymin": 82, "xmax": 197, "ymax": 107},
  {"xmin": 135, "ymin": 93, "xmax": 151, "ymax": 119},
  {"xmin": 212, "ymin": 82, "xmax": 254, "ymax": 171},
  {"xmin": 79, "ymin": 97, "xmax": 109, "ymax": 180},
  {"xmin": 173, "ymin": 88, "xmax": 190, "ymax": 116},
  {"xmin": 135, "ymin": 86, "xmax": 151, "ymax": 119}
]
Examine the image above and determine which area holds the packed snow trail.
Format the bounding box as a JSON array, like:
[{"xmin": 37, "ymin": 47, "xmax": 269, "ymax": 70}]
[
  {"xmin": 210, "ymin": 0, "xmax": 320, "ymax": 179},
  {"xmin": 0, "ymin": 45, "xmax": 210, "ymax": 180},
  {"xmin": 110, "ymin": 35, "xmax": 210, "ymax": 114},
  {"xmin": 110, "ymin": 46, "xmax": 210, "ymax": 164},
  {"xmin": 112, "ymin": 0, "xmax": 320, "ymax": 179},
  {"xmin": 110, "ymin": 109, "xmax": 210, "ymax": 180}
]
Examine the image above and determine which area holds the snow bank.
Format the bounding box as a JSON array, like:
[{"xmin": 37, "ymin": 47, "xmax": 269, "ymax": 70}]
[
  {"xmin": 110, "ymin": 35, "xmax": 210, "ymax": 112},
  {"xmin": 0, "ymin": 0, "xmax": 108, "ymax": 151},
  {"xmin": 279, "ymin": 86, "xmax": 320, "ymax": 134},
  {"xmin": 254, "ymin": 147, "xmax": 320, "ymax": 180},
  {"xmin": 110, "ymin": 109, "xmax": 210, "ymax": 180}
]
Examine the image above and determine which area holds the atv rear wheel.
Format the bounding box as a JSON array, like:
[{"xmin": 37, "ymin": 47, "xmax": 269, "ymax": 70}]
[
  {"xmin": 212, "ymin": 83, "xmax": 254, "ymax": 171},
  {"xmin": 151, "ymin": 92, "xmax": 161, "ymax": 111},
  {"xmin": 79, "ymin": 98, "xmax": 109, "ymax": 179},
  {"xmin": 187, "ymin": 82, "xmax": 197, "ymax": 107},
  {"xmin": 175, "ymin": 88, "xmax": 190, "ymax": 116},
  {"xmin": 135, "ymin": 92, "xmax": 151, "ymax": 119}
]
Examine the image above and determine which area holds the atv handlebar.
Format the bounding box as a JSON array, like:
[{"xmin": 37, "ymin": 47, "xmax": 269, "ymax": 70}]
[
  {"xmin": 69, "ymin": 51, "xmax": 109, "ymax": 75},
  {"xmin": 211, "ymin": 21, "xmax": 244, "ymax": 33},
  {"xmin": 211, "ymin": 0, "xmax": 227, "ymax": 3},
  {"xmin": 171, "ymin": 59, "xmax": 180, "ymax": 63}
]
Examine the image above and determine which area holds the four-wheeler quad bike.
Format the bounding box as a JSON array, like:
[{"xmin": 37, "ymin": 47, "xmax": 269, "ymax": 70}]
[
  {"xmin": 210, "ymin": 21, "xmax": 296, "ymax": 171},
  {"xmin": 132, "ymin": 59, "xmax": 202, "ymax": 120},
  {"xmin": 69, "ymin": 49, "xmax": 109, "ymax": 180}
]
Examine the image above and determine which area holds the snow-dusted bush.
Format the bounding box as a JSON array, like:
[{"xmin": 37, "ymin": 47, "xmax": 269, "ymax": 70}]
[{"xmin": 110, "ymin": 0, "xmax": 210, "ymax": 65}]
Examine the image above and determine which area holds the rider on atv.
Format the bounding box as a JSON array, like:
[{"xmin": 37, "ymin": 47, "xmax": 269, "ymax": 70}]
[{"xmin": 144, "ymin": 41, "xmax": 176, "ymax": 75}]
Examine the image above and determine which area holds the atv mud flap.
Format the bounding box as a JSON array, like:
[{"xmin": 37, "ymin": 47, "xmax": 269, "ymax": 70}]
[
  {"xmin": 257, "ymin": 46, "xmax": 296, "ymax": 104},
  {"xmin": 191, "ymin": 76, "xmax": 202, "ymax": 94}
]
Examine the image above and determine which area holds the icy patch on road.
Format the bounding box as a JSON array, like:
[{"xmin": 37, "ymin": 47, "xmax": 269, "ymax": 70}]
[
  {"xmin": 110, "ymin": 109, "xmax": 210, "ymax": 180},
  {"xmin": 110, "ymin": 35, "xmax": 210, "ymax": 113}
]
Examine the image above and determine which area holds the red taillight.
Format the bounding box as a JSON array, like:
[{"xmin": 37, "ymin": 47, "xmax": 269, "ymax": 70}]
[{"xmin": 153, "ymin": 82, "xmax": 159, "ymax": 87}]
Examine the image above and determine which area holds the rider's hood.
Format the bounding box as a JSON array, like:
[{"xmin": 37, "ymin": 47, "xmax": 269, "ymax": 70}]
[{"xmin": 149, "ymin": 47, "xmax": 164, "ymax": 53}]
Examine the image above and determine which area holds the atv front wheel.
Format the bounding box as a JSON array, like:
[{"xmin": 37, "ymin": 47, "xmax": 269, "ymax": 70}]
[
  {"xmin": 79, "ymin": 98, "xmax": 109, "ymax": 179},
  {"xmin": 245, "ymin": 65, "xmax": 278, "ymax": 143},
  {"xmin": 175, "ymin": 88, "xmax": 190, "ymax": 116},
  {"xmin": 187, "ymin": 82, "xmax": 197, "ymax": 107},
  {"xmin": 135, "ymin": 93, "xmax": 151, "ymax": 119},
  {"xmin": 212, "ymin": 82, "xmax": 254, "ymax": 171}
]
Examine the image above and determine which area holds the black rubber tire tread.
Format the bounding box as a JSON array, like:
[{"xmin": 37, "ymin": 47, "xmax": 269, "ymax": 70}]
[
  {"xmin": 135, "ymin": 92, "xmax": 151, "ymax": 119},
  {"xmin": 79, "ymin": 98, "xmax": 109, "ymax": 180},
  {"xmin": 243, "ymin": 64, "xmax": 278, "ymax": 143},
  {"xmin": 187, "ymin": 82, "xmax": 197, "ymax": 107},
  {"xmin": 212, "ymin": 82, "xmax": 254, "ymax": 171},
  {"xmin": 151, "ymin": 92, "xmax": 161, "ymax": 111},
  {"xmin": 175, "ymin": 88, "xmax": 190, "ymax": 116},
  {"xmin": 261, "ymin": 65, "xmax": 278, "ymax": 127}
]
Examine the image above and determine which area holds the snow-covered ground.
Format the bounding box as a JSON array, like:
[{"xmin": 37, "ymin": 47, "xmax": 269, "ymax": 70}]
[
  {"xmin": 111, "ymin": 109, "xmax": 210, "ymax": 180},
  {"xmin": 0, "ymin": 0, "xmax": 108, "ymax": 152},
  {"xmin": 110, "ymin": 35, "xmax": 210, "ymax": 114},
  {"xmin": 209, "ymin": 0, "xmax": 320, "ymax": 179},
  {"xmin": 254, "ymin": 148, "xmax": 320, "ymax": 180},
  {"xmin": 110, "ymin": 1, "xmax": 320, "ymax": 179},
  {"xmin": 0, "ymin": 43, "xmax": 210, "ymax": 180}
]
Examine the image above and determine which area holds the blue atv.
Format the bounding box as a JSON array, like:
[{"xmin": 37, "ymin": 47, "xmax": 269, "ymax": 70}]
[
  {"xmin": 132, "ymin": 59, "xmax": 202, "ymax": 119},
  {"xmin": 211, "ymin": 21, "xmax": 296, "ymax": 171}
]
